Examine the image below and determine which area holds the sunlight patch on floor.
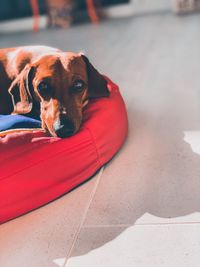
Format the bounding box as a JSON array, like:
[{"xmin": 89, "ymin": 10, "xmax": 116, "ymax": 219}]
[
  {"xmin": 65, "ymin": 227, "xmax": 133, "ymax": 267},
  {"xmin": 184, "ymin": 131, "xmax": 200, "ymax": 155},
  {"xmin": 65, "ymin": 222, "xmax": 200, "ymax": 267},
  {"xmin": 53, "ymin": 257, "xmax": 66, "ymax": 267}
]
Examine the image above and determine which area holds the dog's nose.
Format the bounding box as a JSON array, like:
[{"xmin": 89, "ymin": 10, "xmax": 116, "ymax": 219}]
[{"xmin": 53, "ymin": 117, "xmax": 75, "ymax": 138}]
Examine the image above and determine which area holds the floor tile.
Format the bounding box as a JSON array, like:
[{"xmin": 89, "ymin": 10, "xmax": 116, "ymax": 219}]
[{"xmin": 83, "ymin": 108, "xmax": 200, "ymax": 226}]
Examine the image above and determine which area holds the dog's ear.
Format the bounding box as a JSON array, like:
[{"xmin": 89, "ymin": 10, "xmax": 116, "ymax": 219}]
[
  {"xmin": 81, "ymin": 55, "xmax": 110, "ymax": 98},
  {"xmin": 8, "ymin": 64, "xmax": 34, "ymax": 114}
]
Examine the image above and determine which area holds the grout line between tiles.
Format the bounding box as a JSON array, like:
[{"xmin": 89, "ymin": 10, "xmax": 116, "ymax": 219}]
[
  {"xmin": 82, "ymin": 221, "xmax": 200, "ymax": 228},
  {"xmin": 63, "ymin": 167, "xmax": 105, "ymax": 267}
]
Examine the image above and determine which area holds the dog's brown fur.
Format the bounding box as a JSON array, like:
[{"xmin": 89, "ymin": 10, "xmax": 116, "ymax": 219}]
[{"xmin": 0, "ymin": 46, "xmax": 109, "ymax": 137}]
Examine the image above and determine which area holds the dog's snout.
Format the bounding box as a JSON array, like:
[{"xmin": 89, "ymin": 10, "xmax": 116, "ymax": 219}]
[{"xmin": 53, "ymin": 116, "xmax": 75, "ymax": 138}]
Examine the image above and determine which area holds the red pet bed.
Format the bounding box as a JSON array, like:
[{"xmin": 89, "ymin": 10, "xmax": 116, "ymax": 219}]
[{"xmin": 0, "ymin": 77, "xmax": 128, "ymax": 224}]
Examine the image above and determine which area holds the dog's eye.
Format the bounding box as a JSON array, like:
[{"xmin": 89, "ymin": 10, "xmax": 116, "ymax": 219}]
[
  {"xmin": 37, "ymin": 82, "xmax": 51, "ymax": 97},
  {"xmin": 72, "ymin": 80, "xmax": 85, "ymax": 93}
]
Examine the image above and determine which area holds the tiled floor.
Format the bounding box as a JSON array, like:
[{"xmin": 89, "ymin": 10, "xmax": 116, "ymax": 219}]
[{"xmin": 1, "ymin": 2, "xmax": 200, "ymax": 267}]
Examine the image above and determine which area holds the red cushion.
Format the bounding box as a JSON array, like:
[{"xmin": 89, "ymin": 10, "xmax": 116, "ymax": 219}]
[{"xmin": 0, "ymin": 77, "xmax": 128, "ymax": 224}]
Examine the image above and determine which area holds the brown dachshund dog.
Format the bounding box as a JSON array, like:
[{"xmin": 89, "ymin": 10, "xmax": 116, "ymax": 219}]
[{"xmin": 0, "ymin": 46, "xmax": 109, "ymax": 138}]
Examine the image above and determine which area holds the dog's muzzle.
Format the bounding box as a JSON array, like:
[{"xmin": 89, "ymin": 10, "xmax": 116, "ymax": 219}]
[{"xmin": 53, "ymin": 115, "xmax": 75, "ymax": 138}]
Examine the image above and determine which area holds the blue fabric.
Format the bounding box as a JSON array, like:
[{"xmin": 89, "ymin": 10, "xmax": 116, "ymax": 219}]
[{"xmin": 0, "ymin": 115, "xmax": 41, "ymax": 132}]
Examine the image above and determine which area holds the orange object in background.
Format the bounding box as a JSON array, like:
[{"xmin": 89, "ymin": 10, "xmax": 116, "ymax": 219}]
[
  {"xmin": 30, "ymin": 0, "xmax": 40, "ymax": 31},
  {"xmin": 86, "ymin": 0, "xmax": 100, "ymax": 23}
]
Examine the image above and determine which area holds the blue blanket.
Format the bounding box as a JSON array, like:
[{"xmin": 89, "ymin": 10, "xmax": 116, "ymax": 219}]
[{"xmin": 0, "ymin": 115, "xmax": 41, "ymax": 132}]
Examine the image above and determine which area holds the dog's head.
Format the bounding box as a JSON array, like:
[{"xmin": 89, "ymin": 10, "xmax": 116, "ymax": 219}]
[{"xmin": 9, "ymin": 52, "xmax": 109, "ymax": 138}]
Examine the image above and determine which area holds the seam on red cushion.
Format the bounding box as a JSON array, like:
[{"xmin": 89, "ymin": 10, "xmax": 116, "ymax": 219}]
[
  {"xmin": 0, "ymin": 139, "xmax": 96, "ymax": 181},
  {"xmin": 85, "ymin": 127, "xmax": 102, "ymax": 167},
  {"xmin": 0, "ymin": 139, "xmax": 52, "ymax": 164}
]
